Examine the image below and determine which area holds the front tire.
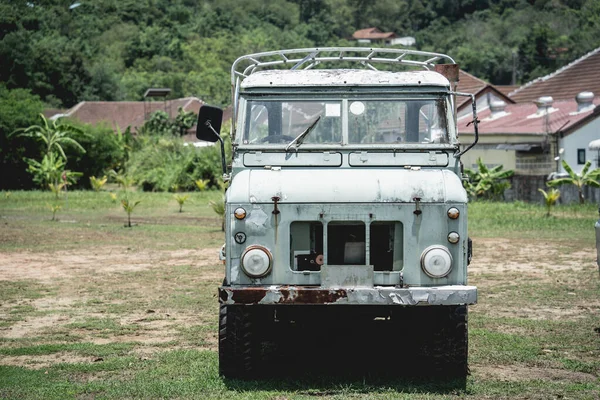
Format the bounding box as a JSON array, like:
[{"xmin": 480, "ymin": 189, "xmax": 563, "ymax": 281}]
[{"xmin": 219, "ymin": 305, "xmax": 259, "ymax": 378}]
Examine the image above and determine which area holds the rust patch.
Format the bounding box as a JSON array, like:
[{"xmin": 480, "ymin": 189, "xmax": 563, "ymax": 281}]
[
  {"xmin": 434, "ymin": 64, "xmax": 459, "ymax": 83},
  {"xmin": 228, "ymin": 288, "xmax": 267, "ymax": 304},
  {"xmin": 220, "ymin": 286, "xmax": 349, "ymax": 305}
]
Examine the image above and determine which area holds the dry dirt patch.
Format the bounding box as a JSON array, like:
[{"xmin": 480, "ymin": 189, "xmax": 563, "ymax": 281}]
[
  {"xmin": 470, "ymin": 238, "xmax": 596, "ymax": 278},
  {"xmin": 0, "ymin": 247, "xmax": 220, "ymax": 283},
  {"xmin": 474, "ymin": 364, "xmax": 598, "ymax": 383},
  {"xmin": 0, "ymin": 353, "xmax": 92, "ymax": 370}
]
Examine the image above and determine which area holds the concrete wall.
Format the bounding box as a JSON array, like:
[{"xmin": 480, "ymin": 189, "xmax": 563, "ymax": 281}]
[{"xmin": 560, "ymin": 117, "xmax": 600, "ymax": 174}]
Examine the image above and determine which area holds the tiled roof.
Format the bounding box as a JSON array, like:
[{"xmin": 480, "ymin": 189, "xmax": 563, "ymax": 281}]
[
  {"xmin": 457, "ymin": 70, "xmax": 487, "ymax": 93},
  {"xmin": 61, "ymin": 98, "xmax": 203, "ymax": 132},
  {"xmin": 495, "ymin": 85, "xmax": 520, "ymax": 97},
  {"xmin": 352, "ymin": 27, "xmax": 397, "ymax": 40},
  {"xmin": 509, "ymin": 47, "xmax": 600, "ymax": 102},
  {"xmin": 456, "ymin": 70, "xmax": 514, "ymax": 110},
  {"xmin": 458, "ymin": 96, "xmax": 600, "ymax": 135}
]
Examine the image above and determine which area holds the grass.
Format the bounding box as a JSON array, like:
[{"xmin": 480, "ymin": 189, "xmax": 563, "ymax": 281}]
[
  {"xmin": 468, "ymin": 200, "xmax": 598, "ymax": 242},
  {"xmin": 0, "ymin": 191, "xmax": 599, "ymax": 399}
]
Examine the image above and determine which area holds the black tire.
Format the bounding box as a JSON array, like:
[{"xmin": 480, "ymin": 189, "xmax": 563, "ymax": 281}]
[
  {"xmin": 219, "ymin": 305, "xmax": 258, "ymax": 378},
  {"xmin": 424, "ymin": 305, "xmax": 468, "ymax": 378}
]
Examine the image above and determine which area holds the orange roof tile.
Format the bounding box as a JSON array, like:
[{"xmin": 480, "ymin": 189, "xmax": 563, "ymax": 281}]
[{"xmin": 510, "ymin": 47, "xmax": 600, "ymax": 102}]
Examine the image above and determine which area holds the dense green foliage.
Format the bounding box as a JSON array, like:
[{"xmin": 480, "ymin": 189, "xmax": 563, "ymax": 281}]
[
  {"xmin": 0, "ymin": 85, "xmax": 44, "ymax": 189},
  {"xmin": 1, "ymin": 0, "xmax": 599, "ymax": 110}
]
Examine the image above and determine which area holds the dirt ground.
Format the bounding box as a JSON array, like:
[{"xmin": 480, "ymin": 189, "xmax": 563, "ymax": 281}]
[{"xmin": 1, "ymin": 237, "xmax": 598, "ymax": 384}]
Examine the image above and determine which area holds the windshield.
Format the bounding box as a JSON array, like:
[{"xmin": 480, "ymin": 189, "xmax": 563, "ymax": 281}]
[{"xmin": 241, "ymin": 98, "xmax": 450, "ymax": 145}]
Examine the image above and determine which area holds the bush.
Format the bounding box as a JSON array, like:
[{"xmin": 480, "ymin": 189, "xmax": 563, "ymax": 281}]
[
  {"xmin": 126, "ymin": 135, "xmax": 225, "ymax": 192},
  {"xmin": 65, "ymin": 121, "xmax": 131, "ymax": 188}
]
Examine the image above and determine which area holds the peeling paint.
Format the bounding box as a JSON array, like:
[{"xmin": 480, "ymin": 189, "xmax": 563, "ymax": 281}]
[{"xmin": 220, "ymin": 285, "xmax": 476, "ymax": 306}]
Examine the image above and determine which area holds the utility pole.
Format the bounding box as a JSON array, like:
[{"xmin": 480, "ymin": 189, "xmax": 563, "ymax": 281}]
[{"xmin": 511, "ymin": 50, "xmax": 517, "ymax": 86}]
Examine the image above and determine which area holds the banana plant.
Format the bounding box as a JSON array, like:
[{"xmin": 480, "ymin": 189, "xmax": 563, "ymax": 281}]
[
  {"xmin": 464, "ymin": 158, "xmax": 514, "ymax": 200},
  {"xmin": 547, "ymin": 160, "xmax": 600, "ymax": 204},
  {"xmin": 13, "ymin": 114, "xmax": 85, "ymax": 160}
]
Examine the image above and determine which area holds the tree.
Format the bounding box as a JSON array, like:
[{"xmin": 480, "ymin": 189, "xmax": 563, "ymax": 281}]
[
  {"xmin": 547, "ymin": 159, "xmax": 600, "ymax": 204},
  {"xmin": 0, "ymin": 85, "xmax": 44, "ymax": 189}
]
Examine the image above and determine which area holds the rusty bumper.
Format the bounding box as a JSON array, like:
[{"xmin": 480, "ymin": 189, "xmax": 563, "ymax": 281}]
[{"xmin": 219, "ymin": 285, "xmax": 477, "ymax": 306}]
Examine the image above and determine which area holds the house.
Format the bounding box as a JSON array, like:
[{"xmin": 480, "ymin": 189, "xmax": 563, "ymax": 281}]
[
  {"xmin": 52, "ymin": 97, "xmax": 204, "ymax": 134},
  {"xmin": 351, "ymin": 28, "xmax": 399, "ymax": 46},
  {"xmin": 456, "ymin": 70, "xmax": 514, "ymax": 119},
  {"xmin": 509, "ymin": 46, "xmax": 600, "ymax": 103},
  {"xmin": 458, "ymin": 93, "xmax": 600, "ymax": 202}
]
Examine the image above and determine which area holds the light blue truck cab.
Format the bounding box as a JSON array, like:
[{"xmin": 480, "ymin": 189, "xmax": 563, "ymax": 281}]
[{"xmin": 196, "ymin": 48, "xmax": 480, "ymax": 379}]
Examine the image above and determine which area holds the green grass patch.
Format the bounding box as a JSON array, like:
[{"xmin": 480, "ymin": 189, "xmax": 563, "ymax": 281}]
[
  {"xmin": 468, "ymin": 201, "xmax": 596, "ymax": 241},
  {"xmin": 0, "ymin": 342, "xmax": 135, "ymax": 357}
]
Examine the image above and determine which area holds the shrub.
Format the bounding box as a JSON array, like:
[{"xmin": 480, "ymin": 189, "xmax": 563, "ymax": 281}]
[
  {"xmin": 66, "ymin": 122, "xmax": 131, "ymax": 188},
  {"xmin": 127, "ymin": 135, "xmax": 226, "ymax": 192}
]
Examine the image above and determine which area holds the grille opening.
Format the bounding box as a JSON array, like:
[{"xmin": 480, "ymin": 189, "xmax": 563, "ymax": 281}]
[
  {"xmin": 369, "ymin": 221, "xmax": 403, "ymax": 271},
  {"xmin": 290, "ymin": 221, "xmax": 323, "ymax": 271},
  {"xmin": 327, "ymin": 222, "xmax": 366, "ymax": 265}
]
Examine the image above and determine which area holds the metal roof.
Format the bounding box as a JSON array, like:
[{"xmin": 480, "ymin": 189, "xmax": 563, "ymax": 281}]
[{"xmin": 240, "ymin": 69, "xmax": 450, "ymax": 89}]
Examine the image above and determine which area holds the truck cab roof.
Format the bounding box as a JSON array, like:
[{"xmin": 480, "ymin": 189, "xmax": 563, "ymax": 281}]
[{"xmin": 240, "ymin": 69, "xmax": 450, "ymax": 90}]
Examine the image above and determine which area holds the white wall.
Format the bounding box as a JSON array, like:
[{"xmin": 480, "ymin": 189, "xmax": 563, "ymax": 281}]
[{"xmin": 559, "ymin": 117, "xmax": 600, "ymax": 174}]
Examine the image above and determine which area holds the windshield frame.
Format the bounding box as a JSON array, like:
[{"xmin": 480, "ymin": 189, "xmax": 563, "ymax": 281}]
[{"xmin": 235, "ymin": 91, "xmax": 457, "ymax": 150}]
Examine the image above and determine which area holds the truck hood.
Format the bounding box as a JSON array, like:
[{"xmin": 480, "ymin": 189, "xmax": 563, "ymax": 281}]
[{"xmin": 227, "ymin": 169, "xmax": 467, "ymax": 203}]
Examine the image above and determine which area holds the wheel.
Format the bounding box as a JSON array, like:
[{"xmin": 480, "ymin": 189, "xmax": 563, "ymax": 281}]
[
  {"xmin": 219, "ymin": 305, "xmax": 259, "ymax": 378},
  {"xmin": 423, "ymin": 305, "xmax": 468, "ymax": 378},
  {"xmin": 259, "ymin": 135, "xmax": 295, "ymax": 143}
]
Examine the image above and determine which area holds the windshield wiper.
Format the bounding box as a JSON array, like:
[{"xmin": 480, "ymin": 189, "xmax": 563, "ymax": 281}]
[{"xmin": 285, "ymin": 116, "xmax": 321, "ymax": 151}]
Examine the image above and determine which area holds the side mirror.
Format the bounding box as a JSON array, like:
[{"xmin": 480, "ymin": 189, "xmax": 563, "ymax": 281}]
[
  {"xmin": 196, "ymin": 105, "xmax": 223, "ymax": 142},
  {"xmin": 195, "ymin": 105, "xmax": 227, "ymax": 176}
]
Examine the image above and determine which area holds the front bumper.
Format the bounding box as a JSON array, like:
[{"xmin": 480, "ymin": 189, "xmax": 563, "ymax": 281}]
[{"xmin": 219, "ymin": 285, "xmax": 477, "ymax": 306}]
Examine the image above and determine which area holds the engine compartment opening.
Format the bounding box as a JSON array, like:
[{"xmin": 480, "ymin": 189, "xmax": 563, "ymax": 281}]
[
  {"xmin": 327, "ymin": 222, "xmax": 366, "ymax": 265},
  {"xmin": 290, "ymin": 221, "xmax": 323, "ymax": 271},
  {"xmin": 370, "ymin": 221, "xmax": 404, "ymax": 271}
]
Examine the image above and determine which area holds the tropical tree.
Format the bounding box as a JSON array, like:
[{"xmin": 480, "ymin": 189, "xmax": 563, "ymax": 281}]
[
  {"xmin": 463, "ymin": 158, "xmax": 514, "ymax": 200},
  {"xmin": 547, "ymin": 160, "xmax": 600, "ymax": 204},
  {"xmin": 13, "ymin": 114, "xmax": 85, "ymax": 160},
  {"xmin": 25, "ymin": 151, "xmax": 82, "ymax": 191},
  {"xmin": 538, "ymin": 187, "xmax": 560, "ymax": 217}
]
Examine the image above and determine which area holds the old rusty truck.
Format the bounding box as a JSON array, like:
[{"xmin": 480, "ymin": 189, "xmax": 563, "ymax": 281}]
[{"xmin": 196, "ymin": 48, "xmax": 479, "ymax": 379}]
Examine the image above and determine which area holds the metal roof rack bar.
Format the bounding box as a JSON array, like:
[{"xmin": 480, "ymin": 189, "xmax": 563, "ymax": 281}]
[
  {"xmin": 231, "ymin": 47, "xmax": 455, "ymax": 85},
  {"xmin": 229, "ymin": 47, "xmax": 455, "ymax": 138}
]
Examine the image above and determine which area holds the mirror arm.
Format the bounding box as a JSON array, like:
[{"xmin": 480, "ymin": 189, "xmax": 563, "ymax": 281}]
[
  {"xmin": 205, "ymin": 121, "xmax": 227, "ymax": 175},
  {"xmin": 452, "ymin": 92, "xmax": 479, "ymax": 158}
]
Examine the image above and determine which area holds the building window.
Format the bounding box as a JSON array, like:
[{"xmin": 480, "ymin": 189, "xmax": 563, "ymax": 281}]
[{"xmin": 577, "ymin": 149, "xmax": 586, "ymax": 165}]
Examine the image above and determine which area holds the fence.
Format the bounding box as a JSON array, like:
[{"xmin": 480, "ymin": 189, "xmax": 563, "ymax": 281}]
[{"xmin": 505, "ymin": 175, "xmax": 600, "ymax": 204}]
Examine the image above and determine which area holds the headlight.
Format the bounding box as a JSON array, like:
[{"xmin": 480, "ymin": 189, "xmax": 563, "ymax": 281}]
[
  {"xmin": 447, "ymin": 207, "xmax": 460, "ymax": 219},
  {"xmin": 241, "ymin": 245, "xmax": 272, "ymax": 278},
  {"xmin": 421, "ymin": 245, "xmax": 453, "ymax": 278}
]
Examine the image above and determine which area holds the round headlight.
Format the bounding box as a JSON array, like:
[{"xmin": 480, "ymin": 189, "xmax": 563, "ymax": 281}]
[
  {"xmin": 234, "ymin": 207, "xmax": 246, "ymax": 220},
  {"xmin": 241, "ymin": 246, "xmax": 272, "ymax": 278},
  {"xmin": 421, "ymin": 245, "xmax": 453, "ymax": 278},
  {"xmin": 447, "ymin": 231, "xmax": 460, "ymax": 244},
  {"xmin": 447, "ymin": 207, "xmax": 460, "ymax": 219}
]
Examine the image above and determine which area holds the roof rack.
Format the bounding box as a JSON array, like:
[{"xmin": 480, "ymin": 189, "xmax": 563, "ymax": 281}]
[
  {"xmin": 229, "ymin": 47, "xmax": 456, "ymax": 137},
  {"xmin": 231, "ymin": 47, "xmax": 455, "ymax": 85}
]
